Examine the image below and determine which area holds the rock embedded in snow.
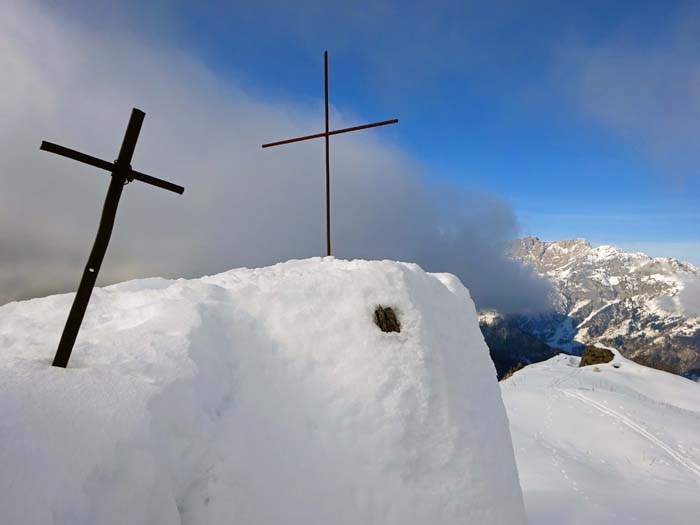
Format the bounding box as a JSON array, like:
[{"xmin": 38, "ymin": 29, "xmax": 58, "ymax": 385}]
[
  {"xmin": 0, "ymin": 258, "xmax": 526, "ymax": 525},
  {"xmin": 373, "ymin": 305, "xmax": 401, "ymax": 332}
]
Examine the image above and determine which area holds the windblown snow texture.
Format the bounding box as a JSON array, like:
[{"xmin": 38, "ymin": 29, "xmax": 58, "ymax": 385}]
[{"xmin": 0, "ymin": 258, "xmax": 526, "ymax": 525}]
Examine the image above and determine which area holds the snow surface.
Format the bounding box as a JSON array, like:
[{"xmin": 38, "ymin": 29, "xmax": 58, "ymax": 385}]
[
  {"xmin": 0, "ymin": 258, "xmax": 526, "ymax": 525},
  {"xmin": 502, "ymin": 350, "xmax": 700, "ymax": 525}
]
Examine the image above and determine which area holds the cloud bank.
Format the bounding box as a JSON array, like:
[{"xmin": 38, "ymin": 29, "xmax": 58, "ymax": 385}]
[
  {"xmin": 0, "ymin": 1, "xmax": 551, "ymax": 314},
  {"xmin": 679, "ymin": 280, "xmax": 700, "ymax": 317}
]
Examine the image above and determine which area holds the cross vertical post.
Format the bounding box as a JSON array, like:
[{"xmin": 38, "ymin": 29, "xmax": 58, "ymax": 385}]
[
  {"xmin": 40, "ymin": 108, "xmax": 185, "ymax": 368},
  {"xmin": 324, "ymin": 51, "xmax": 331, "ymax": 256},
  {"xmin": 262, "ymin": 51, "xmax": 398, "ymax": 257}
]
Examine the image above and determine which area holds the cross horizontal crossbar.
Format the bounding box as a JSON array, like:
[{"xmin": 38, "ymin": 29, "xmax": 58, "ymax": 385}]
[
  {"xmin": 40, "ymin": 141, "xmax": 185, "ymax": 195},
  {"xmin": 261, "ymin": 118, "xmax": 398, "ymax": 148}
]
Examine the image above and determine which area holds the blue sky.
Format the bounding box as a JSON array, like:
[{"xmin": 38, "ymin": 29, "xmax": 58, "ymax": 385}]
[{"xmin": 32, "ymin": 1, "xmax": 700, "ymax": 263}]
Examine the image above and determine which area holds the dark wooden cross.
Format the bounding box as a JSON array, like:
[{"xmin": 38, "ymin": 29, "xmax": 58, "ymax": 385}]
[
  {"xmin": 262, "ymin": 51, "xmax": 398, "ymax": 256},
  {"xmin": 40, "ymin": 108, "xmax": 185, "ymax": 368}
]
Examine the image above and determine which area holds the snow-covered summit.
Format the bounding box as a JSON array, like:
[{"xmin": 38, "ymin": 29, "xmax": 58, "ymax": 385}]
[{"xmin": 0, "ymin": 258, "xmax": 526, "ymax": 525}]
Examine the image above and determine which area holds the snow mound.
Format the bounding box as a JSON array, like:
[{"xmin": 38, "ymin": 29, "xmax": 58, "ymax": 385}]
[
  {"xmin": 502, "ymin": 349, "xmax": 700, "ymax": 525},
  {"xmin": 0, "ymin": 258, "xmax": 526, "ymax": 525}
]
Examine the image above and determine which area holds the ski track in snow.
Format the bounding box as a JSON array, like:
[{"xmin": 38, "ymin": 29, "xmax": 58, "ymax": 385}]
[
  {"xmin": 549, "ymin": 365, "xmax": 580, "ymax": 389},
  {"xmin": 557, "ymin": 388, "xmax": 700, "ymax": 481},
  {"xmin": 541, "ymin": 380, "xmax": 591, "ymax": 502},
  {"xmin": 504, "ymin": 352, "xmax": 700, "ymax": 525}
]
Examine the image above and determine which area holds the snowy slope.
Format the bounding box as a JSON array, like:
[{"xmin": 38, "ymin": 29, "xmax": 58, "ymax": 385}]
[
  {"xmin": 0, "ymin": 258, "xmax": 526, "ymax": 525},
  {"xmin": 502, "ymin": 350, "xmax": 700, "ymax": 525}
]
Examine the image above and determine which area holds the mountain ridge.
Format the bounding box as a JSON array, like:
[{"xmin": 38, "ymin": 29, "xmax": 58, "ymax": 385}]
[{"xmin": 504, "ymin": 237, "xmax": 700, "ymax": 376}]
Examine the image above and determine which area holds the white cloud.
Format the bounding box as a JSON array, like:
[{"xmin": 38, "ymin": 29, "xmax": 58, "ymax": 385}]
[
  {"xmin": 679, "ymin": 280, "xmax": 700, "ymax": 317},
  {"xmin": 0, "ymin": 1, "xmax": 551, "ymax": 313}
]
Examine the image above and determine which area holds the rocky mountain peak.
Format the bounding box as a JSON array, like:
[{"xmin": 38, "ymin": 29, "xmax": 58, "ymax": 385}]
[{"xmin": 507, "ymin": 237, "xmax": 700, "ymax": 376}]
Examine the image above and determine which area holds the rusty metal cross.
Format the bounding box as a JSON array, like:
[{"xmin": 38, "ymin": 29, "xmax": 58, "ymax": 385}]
[
  {"xmin": 40, "ymin": 108, "xmax": 184, "ymax": 368},
  {"xmin": 262, "ymin": 51, "xmax": 398, "ymax": 256}
]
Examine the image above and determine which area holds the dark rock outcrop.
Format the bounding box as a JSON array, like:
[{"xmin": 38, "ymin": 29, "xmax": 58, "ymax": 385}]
[{"xmin": 579, "ymin": 346, "xmax": 614, "ymax": 367}]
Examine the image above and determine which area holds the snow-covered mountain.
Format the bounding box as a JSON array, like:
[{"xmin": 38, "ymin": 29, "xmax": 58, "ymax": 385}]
[
  {"xmin": 503, "ymin": 350, "xmax": 700, "ymax": 525},
  {"xmin": 508, "ymin": 237, "xmax": 700, "ymax": 377},
  {"xmin": 0, "ymin": 258, "xmax": 526, "ymax": 525}
]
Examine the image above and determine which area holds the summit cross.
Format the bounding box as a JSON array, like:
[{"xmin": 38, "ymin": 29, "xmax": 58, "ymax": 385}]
[
  {"xmin": 262, "ymin": 51, "xmax": 398, "ymax": 256},
  {"xmin": 40, "ymin": 108, "xmax": 185, "ymax": 368}
]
